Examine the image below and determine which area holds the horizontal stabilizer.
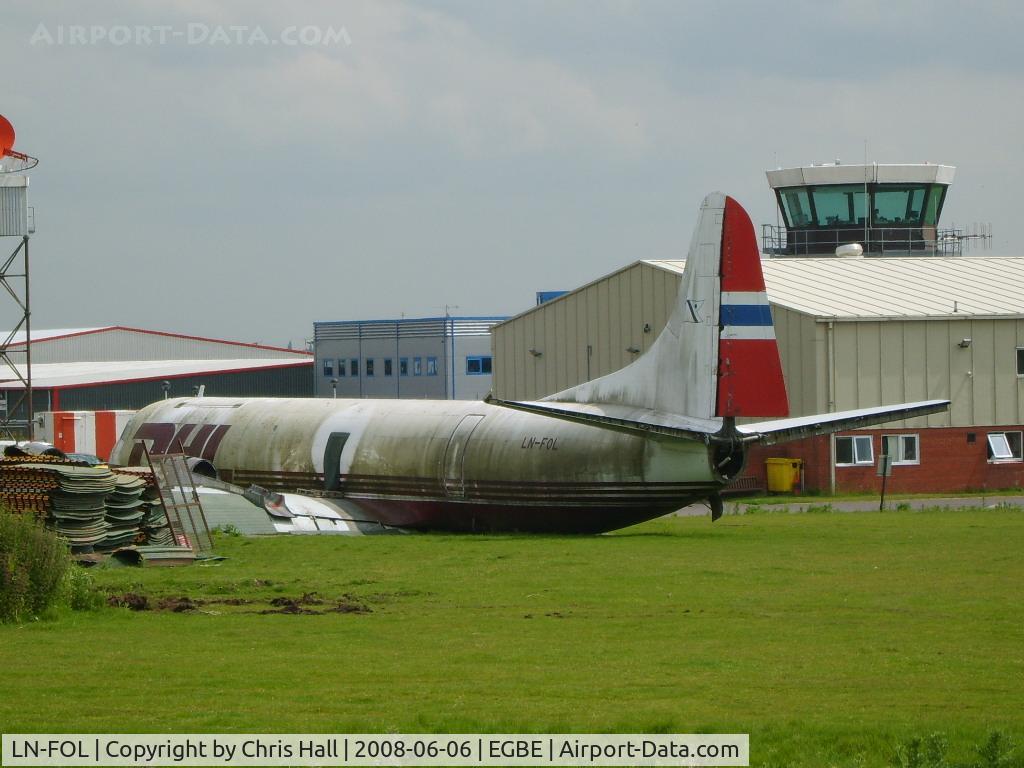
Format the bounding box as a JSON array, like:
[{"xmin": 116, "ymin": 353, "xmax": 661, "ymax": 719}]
[
  {"xmin": 737, "ymin": 400, "xmax": 950, "ymax": 445},
  {"xmin": 487, "ymin": 396, "xmax": 950, "ymax": 447},
  {"xmin": 484, "ymin": 396, "xmax": 722, "ymax": 443}
]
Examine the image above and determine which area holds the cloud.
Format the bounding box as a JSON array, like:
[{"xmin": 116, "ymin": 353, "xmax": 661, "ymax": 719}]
[{"xmin": 1, "ymin": 0, "xmax": 1021, "ymax": 344}]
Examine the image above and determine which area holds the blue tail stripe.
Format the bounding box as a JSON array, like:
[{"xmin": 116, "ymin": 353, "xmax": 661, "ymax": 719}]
[{"xmin": 720, "ymin": 304, "xmax": 773, "ymax": 326}]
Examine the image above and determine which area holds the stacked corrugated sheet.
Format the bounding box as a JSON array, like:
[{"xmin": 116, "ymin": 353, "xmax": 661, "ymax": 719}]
[
  {"xmin": 140, "ymin": 493, "xmax": 175, "ymax": 546},
  {"xmin": 48, "ymin": 465, "xmax": 118, "ymax": 552},
  {"xmin": 97, "ymin": 473, "xmax": 148, "ymax": 550},
  {"xmin": 115, "ymin": 468, "xmax": 176, "ymax": 547},
  {"xmin": 0, "ymin": 457, "xmax": 176, "ymax": 553}
]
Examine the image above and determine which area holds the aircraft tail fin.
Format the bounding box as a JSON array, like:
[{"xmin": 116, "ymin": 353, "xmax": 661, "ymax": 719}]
[{"xmin": 543, "ymin": 192, "xmax": 789, "ymax": 420}]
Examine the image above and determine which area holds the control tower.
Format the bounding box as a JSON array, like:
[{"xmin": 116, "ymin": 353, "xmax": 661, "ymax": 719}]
[{"xmin": 763, "ymin": 162, "xmax": 956, "ymax": 257}]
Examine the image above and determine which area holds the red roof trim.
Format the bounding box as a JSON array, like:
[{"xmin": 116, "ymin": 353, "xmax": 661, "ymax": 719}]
[{"xmin": 5, "ymin": 326, "xmax": 311, "ymax": 356}]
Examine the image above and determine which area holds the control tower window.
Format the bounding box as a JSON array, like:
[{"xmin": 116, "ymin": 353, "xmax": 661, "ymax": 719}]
[
  {"xmin": 811, "ymin": 185, "xmax": 867, "ymax": 227},
  {"xmin": 923, "ymin": 184, "xmax": 947, "ymax": 226},
  {"xmin": 873, "ymin": 185, "xmax": 928, "ymax": 225},
  {"xmin": 779, "ymin": 188, "xmax": 811, "ymax": 227}
]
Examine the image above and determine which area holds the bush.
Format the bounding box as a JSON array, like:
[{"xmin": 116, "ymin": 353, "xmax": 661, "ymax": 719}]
[
  {"xmin": 0, "ymin": 507, "xmax": 72, "ymax": 623},
  {"xmin": 63, "ymin": 565, "xmax": 105, "ymax": 612}
]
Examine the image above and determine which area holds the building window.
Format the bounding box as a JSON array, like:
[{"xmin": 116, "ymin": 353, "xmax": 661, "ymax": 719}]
[
  {"xmin": 882, "ymin": 434, "xmax": 919, "ymax": 465},
  {"xmin": 384, "ymin": 358, "xmax": 393, "ymax": 377},
  {"xmin": 987, "ymin": 431, "xmax": 1023, "ymax": 462},
  {"xmin": 466, "ymin": 356, "xmax": 493, "ymax": 375},
  {"xmin": 413, "ymin": 357, "xmax": 422, "ymax": 376},
  {"xmin": 337, "ymin": 359, "xmax": 346, "ymax": 377},
  {"xmin": 350, "ymin": 358, "xmax": 359, "ymax": 377},
  {"xmin": 365, "ymin": 358, "xmax": 375, "ymax": 377},
  {"xmin": 426, "ymin": 357, "xmax": 438, "ymax": 376},
  {"xmin": 323, "ymin": 359, "xmax": 333, "ymax": 377},
  {"xmin": 400, "ymin": 358, "xmax": 409, "ymax": 376},
  {"xmin": 1017, "ymin": 348, "xmax": 1024, "ymax": 376},
  {"xmin": 835, "ymin": 435, "xmax": 873, "ymax": 466}
]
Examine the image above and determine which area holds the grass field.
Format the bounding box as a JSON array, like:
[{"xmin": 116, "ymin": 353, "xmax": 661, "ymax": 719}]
[{"xmin": 1, "ymin": 507, "xmax": 1022, "ymax": 767}]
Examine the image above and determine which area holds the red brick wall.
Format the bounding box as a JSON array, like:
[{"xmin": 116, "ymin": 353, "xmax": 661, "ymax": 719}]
[{"xmin": 739, "ymin": 427, "xmax": 1024, "ymax": 494}]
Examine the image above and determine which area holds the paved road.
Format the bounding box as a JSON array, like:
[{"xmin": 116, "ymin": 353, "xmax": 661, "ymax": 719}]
[{"xmin": 675, "ymin": 495, "xmax": 1024, "ymax": 517}]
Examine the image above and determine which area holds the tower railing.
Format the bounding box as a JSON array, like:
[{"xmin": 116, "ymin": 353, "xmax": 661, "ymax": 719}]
[{"xmin": 761, "ymin": 224, "xmax": 967, "ymax": 258}]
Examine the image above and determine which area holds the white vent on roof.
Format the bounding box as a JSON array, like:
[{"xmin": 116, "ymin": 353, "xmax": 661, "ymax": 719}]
[{"xmin": 836, "ymin": 243, "xmax": 864, "ymax": 259}]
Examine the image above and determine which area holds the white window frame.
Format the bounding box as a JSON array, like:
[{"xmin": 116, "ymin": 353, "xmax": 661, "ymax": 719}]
[
  {"xmin": 1016, "ymin": 347, "xmax": 1024, "ymax": 377},
  {"xmin": 882, "ymin": 434, "xmax": 920, "ymax": 466},
  {"xmin": 987, "ymin": 431, "xmax": 1023, "ymax": 463},
  {"xmin": 835, "ymin": 435, "xmax": 873, "ymax": 466}
]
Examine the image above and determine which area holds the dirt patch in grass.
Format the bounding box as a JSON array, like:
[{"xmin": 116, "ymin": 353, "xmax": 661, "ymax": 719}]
[
  {"xmin": 107, "ymin": 593, "xmax": 149, "ymax": 611},
  {"xmin": 156, "ymin": 596, "xmax": 201, "ymax": 613},
  {"xmin": 107, "ymin": 590, "xmax": 369, "ymax": 615},
  {"xmin": 261, "ymin": 593, "xmax": 371, "ymax": 615},
  {"xmin": 327, "ymin": 599, "xmax": 371, "ymax": 614}
]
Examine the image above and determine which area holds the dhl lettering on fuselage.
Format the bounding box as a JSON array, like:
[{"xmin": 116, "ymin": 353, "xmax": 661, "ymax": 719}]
[{"xmin": 126, "ymin": 422, "xmax": 231, "ymax": 465}]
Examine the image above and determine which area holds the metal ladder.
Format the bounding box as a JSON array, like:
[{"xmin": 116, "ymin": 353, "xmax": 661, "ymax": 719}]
[{"xmin": 144, "ymin": 446, "xmax": 213, "ymax": 552}]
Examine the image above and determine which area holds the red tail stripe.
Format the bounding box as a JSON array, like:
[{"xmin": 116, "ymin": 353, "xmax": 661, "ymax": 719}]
[
  {"xmin": 721, "ymin": 196, "xmax": 767, "ymax": 292},
  {"xmin": 716, "ymin": 196, "xmax": 789, "ymax": 417}
]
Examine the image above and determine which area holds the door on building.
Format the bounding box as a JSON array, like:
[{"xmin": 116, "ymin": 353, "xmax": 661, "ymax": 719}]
[{"xmin": 54, "ymin": 413, "xmax": 83, "ymax": 454}]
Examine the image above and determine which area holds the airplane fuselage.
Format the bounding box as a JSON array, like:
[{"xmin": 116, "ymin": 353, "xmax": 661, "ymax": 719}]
[{"xmin": 111, "ymin": 397, "xmax": 728, "ymax": 533}]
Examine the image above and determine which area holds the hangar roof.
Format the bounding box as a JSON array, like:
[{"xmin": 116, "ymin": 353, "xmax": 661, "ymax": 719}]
[
  {"xmin": 0, "ymin": 326, "xmax": 309, "ymax": 356},
  {"xmin": 0, "ymin": 358, "xmax": 311, "ymax": 389},
  {"xmin": 645, "ymin": 257, "xmax": 1024, "ymax": 320}
]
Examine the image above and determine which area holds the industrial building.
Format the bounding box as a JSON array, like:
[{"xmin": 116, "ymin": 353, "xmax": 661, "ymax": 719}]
[
  {"xmin": 492, "ymin": 256, "xmax": 1024, "ymax": 494},
  {"xmin": 313, "ymin": 316, "xmax": 506, "ymax": 400},
  {"xmin": 0, "ymin": 326, "xmax": 313, "ymax": 434},
  {"xmin": 493, "ymin": 161, "xmax": 1021, "ymax": 494}
]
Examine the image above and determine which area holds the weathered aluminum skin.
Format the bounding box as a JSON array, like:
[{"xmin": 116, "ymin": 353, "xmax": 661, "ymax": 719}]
[{"xmin": 110, "ymin": 396, "xmax": 721, "ymax": 533}]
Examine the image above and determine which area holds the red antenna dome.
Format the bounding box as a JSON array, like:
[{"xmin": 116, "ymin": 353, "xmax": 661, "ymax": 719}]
[
  {"xmin": 0, "ymin": 114, "xmax": 15, "ymax": 157},
  {"xmin": 0, "ymin": 114, "xmax": 38, "ymax": 171}
]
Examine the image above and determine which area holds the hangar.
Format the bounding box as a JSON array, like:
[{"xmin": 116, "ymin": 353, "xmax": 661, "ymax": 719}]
[
  {"xmin": 0, "ymin": 326, "xmax": 313, "ymax": 436},
  {"xmin": 492, "ymin": 257, "xmax": 1024, "ymax": 494}
]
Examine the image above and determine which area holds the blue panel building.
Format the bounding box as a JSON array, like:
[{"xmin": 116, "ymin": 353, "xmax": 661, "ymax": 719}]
[{"xmin": 313, "ymin": 316, "xmax": 506, "ymax": 400}]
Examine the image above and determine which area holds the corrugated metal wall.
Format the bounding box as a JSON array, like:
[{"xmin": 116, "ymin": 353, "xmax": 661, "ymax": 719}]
[
  {"xmin": 829, "ymin": 318, "xmax": 1024, "ymax": 428},
  {"xmin": 1, "ymin": 366, "xmax": 312, "ymax": 437},
  {"xmin": 46, "ymin": 366, "xmax": 312, "ymax": 412},
  {"xmin": 74, "ymin": 366, "xmax": 311, "ymax": 410},
  {"xmin": 768, "ymin": 305, "xmax": 826, "ymax": 418},
  {"xmin": 492, "ymin": 263, "xmax": 678, "ymax": 400},
  {"xmin": 0, "ymin": 184, "xmax": 28, "ymax": 236},
  {"xmin": 492, "ymin": 262, "xmax": 1024, "ymax": 430}
]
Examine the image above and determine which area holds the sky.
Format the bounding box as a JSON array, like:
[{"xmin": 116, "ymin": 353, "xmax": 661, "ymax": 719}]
[{"xmin": 1, "ymin": 0, "xmax": 1021, "ymax": 349}]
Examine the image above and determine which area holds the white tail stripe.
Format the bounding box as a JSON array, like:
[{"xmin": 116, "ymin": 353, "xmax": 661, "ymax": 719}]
[
  {"xmin": 721, "ymin": 326, "xmax": 777, "ymax": 340},
  {"xmin": 721, "ymin": 291, "xmax": 769, "ymax": 305}
]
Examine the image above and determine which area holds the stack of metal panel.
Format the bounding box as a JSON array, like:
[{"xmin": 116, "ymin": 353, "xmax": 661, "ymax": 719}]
[
  {"xmin": 1, "ymin": 456, "xmax": 119, "ymax": 552},
  {"xmin": 48, "ymin": 465, "xmax": 119, "ymax": 552},
  {"xmin": 97, "ymin": 473, "xmax": 148, "ymax": 550},
  {"xmin": 0, "ymin": 457, "xmax": 183, "ymax": 553},
  {"xmin": 113, "ymin": 469, "xmax": 176, "ymax": 547}
]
